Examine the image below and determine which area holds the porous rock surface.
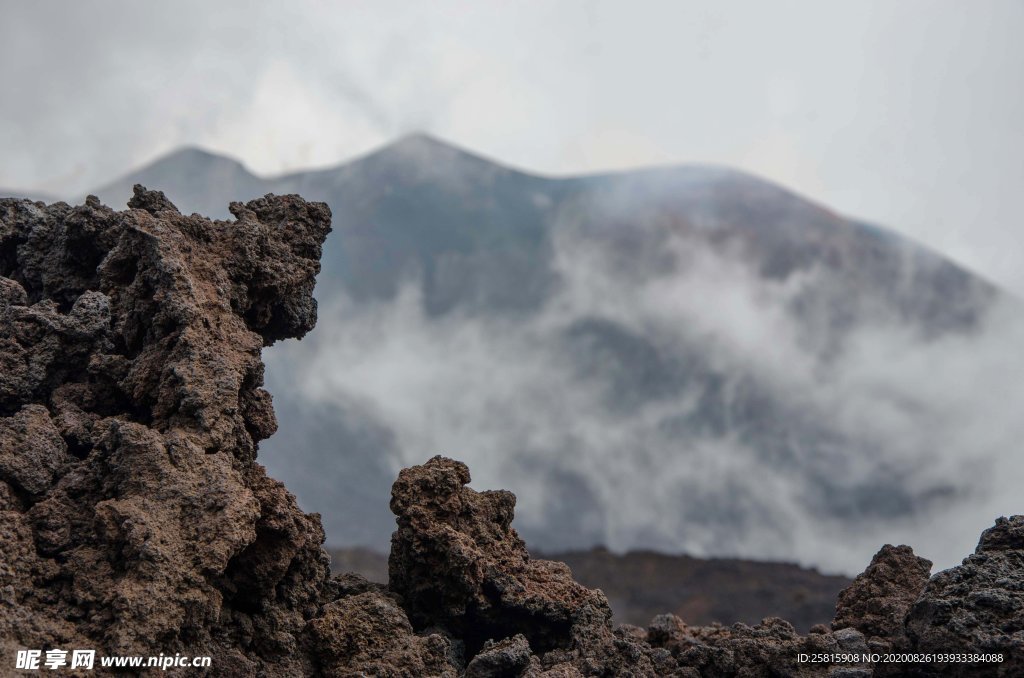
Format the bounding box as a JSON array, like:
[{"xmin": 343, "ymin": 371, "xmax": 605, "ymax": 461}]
[
  {"xmin": 832, "ymin": 544, "xmax": 933, "ymax": 652},
  {"xmin": 1, "ymin": 186, "xmax": 336, "ymax": 676},
  {"xmin": 1, "ymin": 189, "xmax": 1021, "ymax": 677},
  {"xmin": 904, "ymin": 517, "xmax": 1024, "ymax": 677}
]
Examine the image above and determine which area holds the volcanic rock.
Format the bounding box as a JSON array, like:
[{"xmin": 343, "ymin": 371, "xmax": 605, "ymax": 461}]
[
  {"xmin": 905, "ymin": 516, "xmax": 1024, "ymax": 677},
  {"xmin": 833, "ymin": 544, "xmax": 933, "ymax": 650},
  {"xmin": 0, "ymin": 187, "xmax": 337, "ymax": 675},
  {"xmin": 388, "ymin": 456, "xmax": 614, "ymax": 656}
]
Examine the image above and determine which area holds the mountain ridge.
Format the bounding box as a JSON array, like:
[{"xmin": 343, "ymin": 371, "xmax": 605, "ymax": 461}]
[{"xmin": 74, "ymin": 136, "xmax": 1002, "ymax": 296}]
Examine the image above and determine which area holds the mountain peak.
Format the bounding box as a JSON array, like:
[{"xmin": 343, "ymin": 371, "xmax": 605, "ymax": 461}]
[
  {"xmin": 373, "ymin": 132, "xmax": 480, "ymax": 161},
  {"xmin": 358, "ymin": 133, "xmax": 534, "ymax": 184},
  {"xmin": 388, "ymin": 131, "xmax": 452, "ymax": 150},
  {"xmin": 89, "ymin": 145, "xmax": 262, "ymax": 217},
  {"xmin": 150, "ymin": 145, "xmax": 250, "ymax": 173}
]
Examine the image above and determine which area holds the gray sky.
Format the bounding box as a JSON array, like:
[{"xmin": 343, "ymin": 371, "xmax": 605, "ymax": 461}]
[{"xmin": 2, "ymin": 0, "xmax": 1022, "ymax": 294}]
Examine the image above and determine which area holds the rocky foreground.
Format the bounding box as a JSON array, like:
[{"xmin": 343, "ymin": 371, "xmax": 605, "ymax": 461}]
[{"xmin": 0, "ymin": 189, "xmax": 1021, "ymax": 676}]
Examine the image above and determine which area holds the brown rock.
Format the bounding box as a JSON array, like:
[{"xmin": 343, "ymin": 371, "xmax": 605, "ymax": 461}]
[
  {"xmin": 388, "ymin": 456, "xmax": 613, "ymax": 656},
  {"xmin": 465, "ymin": 634, "xmax": 531, "ymax": 677},
  {"xmin": 0, "ymin": 187, "xmax": 336, "ymax": 674},
  {"xmin": 308, "ymin": 593, "xmax": 458, "ymax": 677},
  {"xmin": 833, "ymin": 544, "xmax": 932, "ymax": 648}
]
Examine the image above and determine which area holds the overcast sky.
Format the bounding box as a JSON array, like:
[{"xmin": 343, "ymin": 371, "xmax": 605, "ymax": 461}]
[{"xmin": 2, "ymin": 1, "xmax": 1022, "ymax": 294}]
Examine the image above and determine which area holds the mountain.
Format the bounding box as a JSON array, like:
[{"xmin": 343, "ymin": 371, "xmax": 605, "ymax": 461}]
[
  {"xmin": 89, "ymin": 134, "xmax": 996, "ymax": 333},
  {"xmin": 89, "ymin": 134, "xmax": 995, "ymax": 324},
  {"xmin": 76, "ymin": 135, "xmax": 1019, "ymax": 574}
]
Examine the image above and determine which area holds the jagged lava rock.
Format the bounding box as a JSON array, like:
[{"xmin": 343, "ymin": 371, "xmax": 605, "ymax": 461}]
[
  {"xmin": 388, "ymin": 456, "xmax": 614, "ymax": 656},
  {"xmin": 0, "ymin": 187, "xmax": 340, "ymax": 675},
  {"xmin": 833, "ymin": 544, "xmax": 933, "ymax": 651},
  {"xmin": 906, "ymin": 516, "xmax": 1024, "ymax": 677}
]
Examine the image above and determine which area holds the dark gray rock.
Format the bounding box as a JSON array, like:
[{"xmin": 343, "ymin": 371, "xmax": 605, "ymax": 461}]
[{"xmin": 906, "ymin": 516, "xmax": 1024, "ymax": 676}]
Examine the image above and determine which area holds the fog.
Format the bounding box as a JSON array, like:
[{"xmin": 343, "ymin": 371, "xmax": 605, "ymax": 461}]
[{"xmin": 266, "ymin": 203, "xmax": 1024, "ymax": 575}]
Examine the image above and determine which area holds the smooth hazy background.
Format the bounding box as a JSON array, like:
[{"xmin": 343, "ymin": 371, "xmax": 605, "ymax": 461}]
[{"xmin": 2, "ymin": 0, "xmax": 1022, "ymax": 295}]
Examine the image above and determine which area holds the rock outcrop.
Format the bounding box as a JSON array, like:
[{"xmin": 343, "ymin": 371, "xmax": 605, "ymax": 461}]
[
  {"xmin": 905, "ymin": 517, "xmax": 1024, "ymax": 677},
  {"xmin": 1, "ymin": 186, "xmax": 335, "ymax": 675},
  {"xmin": 388, "ymin": 456, "xmax": 613, "ymax": 657},
  {"xmin": 1, "ymin": 189, "xmax": 1021, "ymax": 676},
  {"xmin": 833, "ymin": 544, "xmax": 933, "ymax": 652}
]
